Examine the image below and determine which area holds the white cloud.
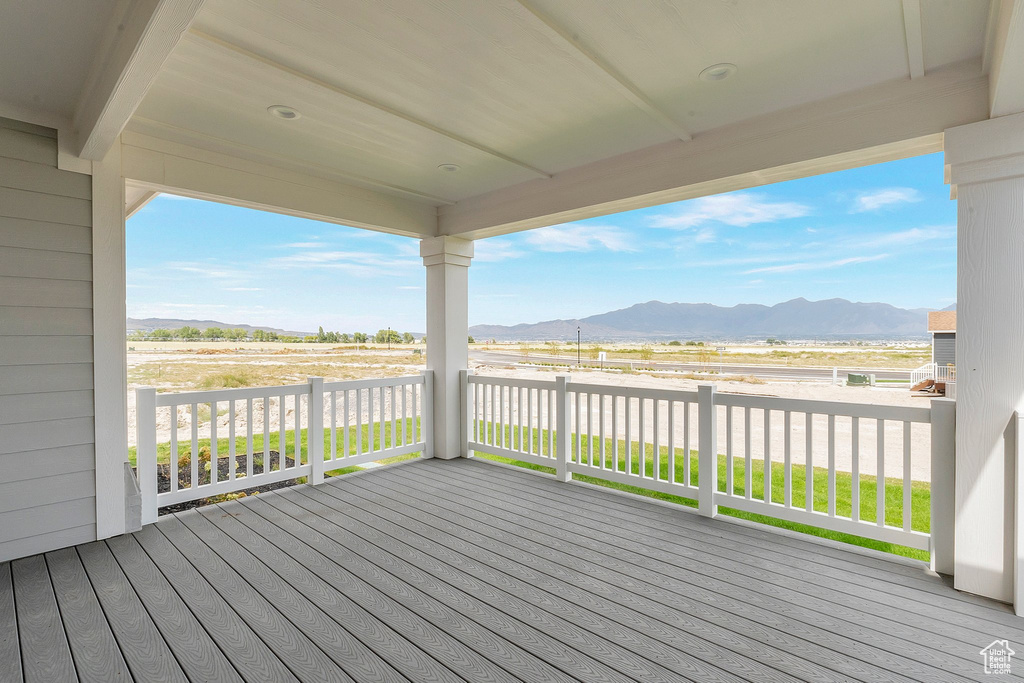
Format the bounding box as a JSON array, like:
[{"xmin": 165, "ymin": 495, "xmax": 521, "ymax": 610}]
[
  {"xmin": 693, "ymin": 228, "xmax": 716, "ymax": 244},
  {"xmin": 157, "ymin": 193, "xmax": 198, "ymax": 201},
  {"xmin": 263, "ymin": 250, "xmax": 418, "ymax": 276},
  {"xmin": 224, "ymin": 287, "xmax": 263, "ymax": 292},
  {"xmin": 473, "ymin": 239, "xmax": 525, "ymax": 262},
  {"xmin": 744, "ymin": 253, "xmax": 890, "ymax": 275},
  {"xmin": 522, "ymin": 224, "xmax": 637, "ymax": 253},
  {"xmin": 396, "ymin": 286, "xmax": 422, "ymax": 291},
  {"xmin": 283, "ymin": 242, "xmax": 323, "ymax": 249},
  {"xmin": 853, "ymin": 226, "xmax": 952, "ymax": 248},
  {"xmin": 650, "ymin": 193, "xmax": 810, "ymax": 229},
  {"xmin": 852, "ymin": 188, "xmax": 921, "ymax": 212}
]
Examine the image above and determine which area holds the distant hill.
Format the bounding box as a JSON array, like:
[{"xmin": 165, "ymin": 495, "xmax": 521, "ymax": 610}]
[
  {"xmin": 127, "ymin": 317, "xmax": 313, "ymax": 338},
  {"xmin": 469, "ymin": 298, "xmax": 940, "ymax": 341}
]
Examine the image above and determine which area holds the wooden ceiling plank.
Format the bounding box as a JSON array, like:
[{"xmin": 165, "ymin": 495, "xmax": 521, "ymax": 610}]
[
  {"xmin": 75, "ymin": 0, "xmax": 206, "ymax": 160},
  {"xmin": 902, "ymin": 0, "xmax": 925, "ymax": 79},
  {"xmin": 514, "ymin": 0, "xmax": 692, "ymax": 142},
  {"xmin": 187, "ymin": 29, "xmax": 551, "ymax": 180}
]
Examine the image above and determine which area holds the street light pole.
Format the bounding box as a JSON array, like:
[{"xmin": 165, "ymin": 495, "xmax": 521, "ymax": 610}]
[
  {"xmin": 387, "ymin": 326, "xmax": 391, "ymax": 351},
  {"xmin": 577, "ymin": 326, "xmax": 581, "ymax": 366}
]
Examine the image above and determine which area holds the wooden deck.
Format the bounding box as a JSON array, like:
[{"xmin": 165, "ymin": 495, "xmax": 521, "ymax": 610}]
[{"xmin": 2, "ymin": 458, "xmax": 1022, "ymax": 682}]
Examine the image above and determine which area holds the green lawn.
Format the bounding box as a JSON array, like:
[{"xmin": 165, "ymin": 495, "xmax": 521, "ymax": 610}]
[{"xmin": 472, "ymin": 421, "xmax": 930, "ymax": 561}]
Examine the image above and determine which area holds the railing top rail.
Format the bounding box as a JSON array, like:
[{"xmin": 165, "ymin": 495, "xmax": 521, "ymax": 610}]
[
  {"xmin": 323, "ymin": 374, "xmax": 425, "ymax": 392},
  {"xmin": 153, "ymin": 382, "xmax": 310, "ymax": 406},
  {"xmin": 567, "ymin": 381, "xmax": 699, "ymax": 403},
  {"xmin": 467, "ymin": 375, "xmax": 556, "ymax": 391},
  {"xmin": 714, "ymin": 392, "xmax": 931, "ymax": 423}
]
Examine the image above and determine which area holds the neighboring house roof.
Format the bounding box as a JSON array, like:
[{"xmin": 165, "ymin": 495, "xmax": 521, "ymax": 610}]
[{"xmin": 929, "ymin": 311, "xmax": 956, "ymax": 332}]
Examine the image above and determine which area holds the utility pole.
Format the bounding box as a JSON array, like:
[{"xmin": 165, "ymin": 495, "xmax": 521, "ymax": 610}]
[
  {"xmin": 577, "ymin": 326, "xmax": 581, "ymax": 366},
  {"xmin": 387, "ymin": 326, "xmax": 391, "ymax": 351}
]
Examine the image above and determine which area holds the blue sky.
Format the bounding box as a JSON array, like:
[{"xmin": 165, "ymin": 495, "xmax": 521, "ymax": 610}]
[{"xmin": 127, "ymin": 152, "xmax": 955, "ymax": 334}]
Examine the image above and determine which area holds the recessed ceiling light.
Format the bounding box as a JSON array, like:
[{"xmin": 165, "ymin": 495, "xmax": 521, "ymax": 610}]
[
  {"xmin": 267, "ymin": 105, "xmax": 301, "ymax": 120},
  {"xmin": 438, "ymin": 163, "xmax": 460, "ymax": 173},
  {"xmin": 699, "ymin": 63, "xmax": 737, "ymax": 82}
]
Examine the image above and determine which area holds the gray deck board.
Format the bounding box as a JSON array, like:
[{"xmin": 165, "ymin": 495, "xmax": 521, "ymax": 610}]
[
  {"xmin": 6, "ymin": 458, "xmax": 1024, "ymax": 682},
  {"xmin": 131, "ymin": 523, "xmax": 299, "ymax": 683},
  {"xmin": 411, "ymin": 460, "xmax": 997, "ymax": 673},
  {"xmin": 45, "ymin": 548, "xmax": 130, "ymax": 683},
  {"xmin": 76, "ymin": 541, "xmax": 187, "ymax": 683},
  {"xmin": 104, "ymin": 533, "xmax": 243, "ymax": 683},
  {"xmin": 203, "ymin": 499, "xmax": 519, "ymax": 683},
  {"xmin": 326, "ymin": 473, "xmax": 853, "ymax": 682},
  {"xmin": 454, "ymin": 458, "xmax": 1024, "ymax": 639},
  {"xmin": 155, "ymin": 514, "xmax": 353, "ymax": 683},
  {"xmin": 11, "ymin": 555, "xmax": 76, "ymax": 683},
  {"xmin": 0, "ymin": 563, "xmax": 24, "ymax": 683},
  {"xmin": 195, "ymin": 503, "xmax": 462, "ymax": 682},
  {"xmin": 174, "ymin": 509, "xmax": 405, "ymax": 681},
  {"xmin": 371, "ymin": 463, "xmax": 971, "ymax": 681},
  {"xmin": 240, "ymin": 493, "xmax": 575, "ymax": 683}
]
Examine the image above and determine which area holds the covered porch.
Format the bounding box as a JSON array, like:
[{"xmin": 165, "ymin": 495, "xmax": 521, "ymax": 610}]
[
  {"xmin": 3, "ymin": 457, "xmax": 1016, "ymax": 683},
  {"xmin": 4, "ymin": 0, "xmax": 1024, "ymax": 679}
]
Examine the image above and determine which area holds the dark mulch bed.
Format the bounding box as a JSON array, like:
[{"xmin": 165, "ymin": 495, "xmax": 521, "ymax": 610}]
[{"xmin": 137, "ymin": 450, "xmax": 304, "ymax": 516}]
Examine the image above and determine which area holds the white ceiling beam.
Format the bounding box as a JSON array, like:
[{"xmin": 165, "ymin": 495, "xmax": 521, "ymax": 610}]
[
  {"xmin": 188, "ymin": 29, "xmax": 551, "ymax": 180},
  {"xmin": 514, "ymin": 0, "xmax": 691, "ymax": 142},
  {"xmin": 902, "ymin": 0, "xmax": 925, "ymax": 79},
  {"xmin": 74, "ymin": 0, "xmax": 206, "ymax": 160},
  {"xmin": 439, "ymin": 59, "xmax": 989, "ymax": 239},
  {"xmin": 120, "ymin": 132, "xmax": 437, "ymax": 238},
  {"xmin": 127, "ymin": 116, "xmax": 455, "ymax": 205},
  {"xmin": 986, "ymin": 0, "xmax": 1024, "ymax": 117}
]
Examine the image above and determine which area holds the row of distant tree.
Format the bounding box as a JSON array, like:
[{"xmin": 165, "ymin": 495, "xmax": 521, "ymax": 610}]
[{"xmin": 127, "ymin": 325, "xmax": 422, "ymax": 344}]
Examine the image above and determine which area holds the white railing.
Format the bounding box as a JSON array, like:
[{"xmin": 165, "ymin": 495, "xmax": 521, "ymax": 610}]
[
  {"xmin": 911, "ymin": 362, "xmax": 957, "ymax": 385},
  {"xmin": 463, "ymin": 372, "xmax": 955, "ymax": 566},
  {"xmin": 137, "ymin": 372, "xmax": 431, "ymax": 522}
]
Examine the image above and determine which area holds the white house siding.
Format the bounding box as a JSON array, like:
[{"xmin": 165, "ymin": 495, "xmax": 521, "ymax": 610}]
[{"xmin": 0, "ymin": 117, "xmax": 96, "ymax": 561}]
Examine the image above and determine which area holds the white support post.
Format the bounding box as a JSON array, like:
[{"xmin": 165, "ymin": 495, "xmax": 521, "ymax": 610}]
[
  {"xmin": 460, "ymin": 370, "xmax": 472, "ymax": 458},
  {"xmin": 136, "ymin": 387, "xmax": 158, "ymax": 525},
  {"xmin": 421, "ymin": 236, "xmax": 473, "ymax": 459},
  {"xmin": 946, "ymin": 112, "xmax": 1024, "ymax": 601},
  {"xmin": 929, "ymin": 398, "xmax": 956, "ymax": 576},
  {"xmin": 698, "ymin": 384, "xmax": 718, "ymax": 518},
  {"xmin": 307, "ymin": 377, "xmax": 325, "ymax": 485},
  {"xmin": 421, "ymin": 370, "xmax": 435, "ymax": 458},
  {"xmin": 555, "ymin": 375, "xmax": 572, "ymax": 482},
  {"xmin": 93, "ymin": 138, "xmax": 129, "ymax": 539},
  {"xmin": 1015, "ymin": 411, "xmax": 1024, "ymax": 616}
]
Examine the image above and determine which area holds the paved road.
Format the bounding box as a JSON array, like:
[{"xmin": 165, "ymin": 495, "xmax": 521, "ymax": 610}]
[{"xmin": 469, "ymin": 350, "xmax": 912, "ymax": 382}]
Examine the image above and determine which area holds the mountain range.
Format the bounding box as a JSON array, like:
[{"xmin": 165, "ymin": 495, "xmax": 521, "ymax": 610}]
[{"xmin": 469, "ymin": 298, "xmax": 952, "ymax": 341}]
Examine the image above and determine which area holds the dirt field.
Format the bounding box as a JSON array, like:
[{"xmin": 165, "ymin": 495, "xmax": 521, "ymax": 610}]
[{"xmin": 127, "ymin": 342, "xmax": 937, "ymax": 480}]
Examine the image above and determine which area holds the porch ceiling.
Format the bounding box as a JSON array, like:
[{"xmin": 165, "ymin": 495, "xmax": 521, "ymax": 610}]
[{"xmin": 0, "ymin": 0, "xmax": 1015, "ymax": 237}]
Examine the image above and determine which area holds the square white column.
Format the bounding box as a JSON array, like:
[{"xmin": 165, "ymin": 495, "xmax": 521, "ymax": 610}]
[
  {"xmin": 421, "ymin": 236, "xmax": 474, "ymax": 459},
  {"xmin": 945, "ymin": 112, "xmax": 1024, "ymax": 602}
]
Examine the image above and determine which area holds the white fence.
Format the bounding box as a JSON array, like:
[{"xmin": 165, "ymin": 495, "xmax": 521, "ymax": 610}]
[
  {"xmin": 136, "ymin": 372, "xmax": 431, "ymax": 522},
  {"xmin": 464, "ymin": 371, "xmax": 955, "ymax": 567},
  {"xmin": 911, "ymin": 362, "xmax": 957, "ymax": 385}
]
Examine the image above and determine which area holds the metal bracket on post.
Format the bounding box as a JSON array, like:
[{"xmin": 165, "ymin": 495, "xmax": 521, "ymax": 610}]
[
  {"xmin": 461, "ymin": 369, "xmax": 472, "ymax": 458},
  {"xmin": 421, "ymin": 370, "xmax": 435, "ymax": 458},
  {"xmin": 136, "ymin": 387, "xmax": 158, "ymax": 525},
  {"xmin": 555, "ymin": 375, "xmax": 572, "ymax": 482},
  {"xmin": 308, "ymin": 377, "xmax": 325, "ymax": 485},
  {"xmin": 698, "ymin": 384, "xmax": 718, "ymax": 518},
  {"xmin": 929, "ymin": 397, "xmax": 956, "ymax": 577}
]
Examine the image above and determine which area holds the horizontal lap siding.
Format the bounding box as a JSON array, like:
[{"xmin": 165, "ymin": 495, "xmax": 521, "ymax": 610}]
[{"xmin": 0, "ymin": 117, "xmax": 96, "ymax": 562}]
